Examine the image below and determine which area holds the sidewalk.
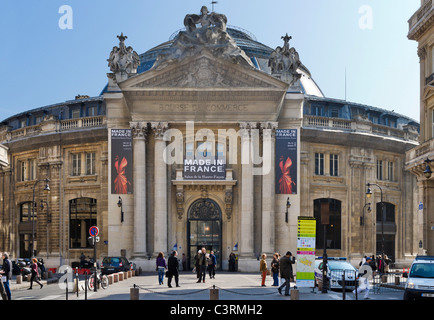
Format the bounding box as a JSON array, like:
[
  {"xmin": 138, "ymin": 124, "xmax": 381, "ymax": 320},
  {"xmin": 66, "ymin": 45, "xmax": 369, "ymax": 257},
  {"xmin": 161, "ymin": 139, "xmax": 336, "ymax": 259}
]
[{"xmin": 8, "ymin": 271, "xmax": 405, "ymax": 301}]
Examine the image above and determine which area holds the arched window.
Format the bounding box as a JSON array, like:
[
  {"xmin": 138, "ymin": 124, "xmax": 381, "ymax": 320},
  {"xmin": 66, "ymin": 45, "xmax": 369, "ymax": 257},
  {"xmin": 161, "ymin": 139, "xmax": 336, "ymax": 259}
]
[
  {"xmin": 314, "ymin": 198, "xmax": 342, "ymax": 250},
  {"xmin": 69, "ymin": 197, "xmax": 97, "ymax": 249}
]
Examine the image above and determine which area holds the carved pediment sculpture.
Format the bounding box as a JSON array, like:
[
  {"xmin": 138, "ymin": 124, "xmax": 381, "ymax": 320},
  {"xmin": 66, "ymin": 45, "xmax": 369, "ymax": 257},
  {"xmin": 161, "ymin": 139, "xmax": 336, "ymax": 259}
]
[
  {"xmin": 269, "ymin": 33, "xmax": 302, "ymax": 86},
  {"xmin": 152, "ymin": 6, "xmax": 254, "ymax": 70},
  {"xmin": 107, "ymin": 33, "xmax": 140, "ymax": 83}
]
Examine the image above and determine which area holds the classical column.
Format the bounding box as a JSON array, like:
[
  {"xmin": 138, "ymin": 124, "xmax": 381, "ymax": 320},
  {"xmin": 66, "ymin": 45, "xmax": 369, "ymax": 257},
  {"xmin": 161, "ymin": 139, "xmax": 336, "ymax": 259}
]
[
  {"xmin": 130, "ymin": 122, "xmax": 148, "ymax": 258},
  {"xmin": 151, "ymin": 122, "xmax": 169, "ymax": 256},
  {"xmin": 239, "ymin": 122, "xmax": 256, "ymax": 258},
  {"xmin": 260, "ymin": 122, "xmax": 277, "ymax": 255}
]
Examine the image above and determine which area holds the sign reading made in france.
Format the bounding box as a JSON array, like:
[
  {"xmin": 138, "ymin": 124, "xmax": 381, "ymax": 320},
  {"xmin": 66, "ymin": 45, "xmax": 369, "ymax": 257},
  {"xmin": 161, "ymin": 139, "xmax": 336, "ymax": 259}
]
[
  {"xmin": 111, "ymin": 129, "xmax": 133, "ymax": 194},
  {"xmin": 183, "ymin": 157, "xmax": 226, "ymax": 180}
]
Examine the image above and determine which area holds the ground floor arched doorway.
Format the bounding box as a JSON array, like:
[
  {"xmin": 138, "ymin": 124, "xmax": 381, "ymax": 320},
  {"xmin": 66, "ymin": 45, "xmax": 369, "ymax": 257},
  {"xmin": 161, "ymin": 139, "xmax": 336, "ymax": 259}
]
[{"xmin": 187, "ymin": 198, "xmax": 222, "ymax": 271}]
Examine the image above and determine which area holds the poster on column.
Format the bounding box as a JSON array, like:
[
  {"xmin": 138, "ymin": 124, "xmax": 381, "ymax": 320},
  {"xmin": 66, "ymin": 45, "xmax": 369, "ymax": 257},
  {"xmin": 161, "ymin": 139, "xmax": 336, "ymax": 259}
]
[
  {"xmin": 275, "ymin": 129, "xmax": 297, "ymax": 194},
  {"xmin": 111, "ymin": 129, "xmax": 133, "ymax": 194},
  {"xmin": 296, "ymin": 217, "xmax": 316, "ymax": 287}
]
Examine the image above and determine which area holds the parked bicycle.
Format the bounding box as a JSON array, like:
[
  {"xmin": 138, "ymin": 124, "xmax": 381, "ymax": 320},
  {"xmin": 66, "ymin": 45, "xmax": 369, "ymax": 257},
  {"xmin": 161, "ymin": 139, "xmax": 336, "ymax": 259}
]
[{"xmin": 88, "ymin": 271, "xmax": 109, "ymax": 290}]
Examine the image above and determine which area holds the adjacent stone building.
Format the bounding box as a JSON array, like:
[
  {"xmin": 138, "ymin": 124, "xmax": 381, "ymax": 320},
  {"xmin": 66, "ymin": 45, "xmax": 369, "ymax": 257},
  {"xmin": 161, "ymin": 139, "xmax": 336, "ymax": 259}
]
[
  {"xmin": 406, "ymin": 0, "xmax": 434, "ymax": 256},
  {"xmin": 0, "ymin": 7, "xmax": 421, "ymax": 271}
]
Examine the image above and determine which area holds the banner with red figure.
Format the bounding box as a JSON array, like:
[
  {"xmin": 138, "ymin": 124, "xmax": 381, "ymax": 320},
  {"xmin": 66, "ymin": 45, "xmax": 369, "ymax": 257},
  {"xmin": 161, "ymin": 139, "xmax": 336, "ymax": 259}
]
[
  {"xmin": 111, "ymin": 129, "xmax": 133, "ymax": 194},
  {"xmin": 275, "ymin": 129, "xmax": 297, "ymax": 195}
]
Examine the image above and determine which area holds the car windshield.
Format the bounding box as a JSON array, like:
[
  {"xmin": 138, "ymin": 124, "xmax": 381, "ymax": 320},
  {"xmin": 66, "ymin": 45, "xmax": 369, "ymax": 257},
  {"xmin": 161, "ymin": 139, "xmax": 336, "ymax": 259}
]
[
  {"xmin": 328, "ymin": 261, "xmax": 355, "ymax": 271},
  {"xmin": 104, "ymin": 257, "xmax": 120, "ymax": 264},
  {"xmin": 410, "ymin": 263, "xmax": 434, "ymax": 278}
]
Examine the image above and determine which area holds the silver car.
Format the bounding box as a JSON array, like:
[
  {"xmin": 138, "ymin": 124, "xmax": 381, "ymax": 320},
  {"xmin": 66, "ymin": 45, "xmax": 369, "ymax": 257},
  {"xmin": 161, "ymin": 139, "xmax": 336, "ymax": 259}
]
[{"xmin": 314, "ymin": 258, "xmax": 358, "ymax": 290}]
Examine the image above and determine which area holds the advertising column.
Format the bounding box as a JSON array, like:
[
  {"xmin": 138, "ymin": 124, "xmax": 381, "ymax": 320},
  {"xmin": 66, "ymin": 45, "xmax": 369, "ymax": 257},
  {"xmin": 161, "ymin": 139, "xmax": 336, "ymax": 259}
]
[{"xmin": 296, "ymin": 217, "xmax": 316, "ymax": 287}]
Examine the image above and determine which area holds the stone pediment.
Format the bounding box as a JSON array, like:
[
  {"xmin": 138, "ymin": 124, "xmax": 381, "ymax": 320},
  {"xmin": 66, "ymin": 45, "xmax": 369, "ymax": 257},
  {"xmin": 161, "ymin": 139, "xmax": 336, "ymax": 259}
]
[{"xmin": 119, "ymin": 51, "xmax": 288, "ymax": 92}]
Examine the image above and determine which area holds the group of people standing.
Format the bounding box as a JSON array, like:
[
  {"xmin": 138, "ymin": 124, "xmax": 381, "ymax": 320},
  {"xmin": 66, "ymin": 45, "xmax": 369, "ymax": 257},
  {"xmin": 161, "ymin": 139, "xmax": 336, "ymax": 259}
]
[
  {"xmin": 155, "ymin": 248, "xmax": 218, "ymax": 288},
  {"xmin": 260, "ymin": 251, "xmax": 295, "ymax": 296},
  {"xmin": 194, "ymin": 248, "xmax": 217, "ymax": 282}
]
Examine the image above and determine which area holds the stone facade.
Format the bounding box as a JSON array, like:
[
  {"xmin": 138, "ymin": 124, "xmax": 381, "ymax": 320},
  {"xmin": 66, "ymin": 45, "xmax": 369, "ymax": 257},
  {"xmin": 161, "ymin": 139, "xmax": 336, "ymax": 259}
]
[
  {"xmin": 0, "ymin": 7, "xmax": 422, "ymax": 271},
  {"xmin": 406, "ymin": 0, "xmax": 434, "ymax": 256}
]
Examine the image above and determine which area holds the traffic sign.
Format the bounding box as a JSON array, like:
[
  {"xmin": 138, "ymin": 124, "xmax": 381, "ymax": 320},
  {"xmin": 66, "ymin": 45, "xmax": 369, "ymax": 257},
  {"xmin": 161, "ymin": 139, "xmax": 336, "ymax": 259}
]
[{"xmin": 89, "ymin": 226, "xmax": 99, "ymax": 237}]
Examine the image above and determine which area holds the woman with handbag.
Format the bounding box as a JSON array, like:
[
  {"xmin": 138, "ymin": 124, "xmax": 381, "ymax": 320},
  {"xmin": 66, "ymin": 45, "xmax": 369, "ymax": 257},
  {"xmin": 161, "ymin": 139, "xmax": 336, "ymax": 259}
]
[{"xmin": 28, "ymin": 258, "xmax": 43, "ymax": 290}]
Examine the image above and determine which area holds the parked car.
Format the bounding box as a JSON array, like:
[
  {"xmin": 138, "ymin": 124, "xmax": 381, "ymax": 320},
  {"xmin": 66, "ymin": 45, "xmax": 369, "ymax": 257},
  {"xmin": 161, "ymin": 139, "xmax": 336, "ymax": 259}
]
[
  {"xmin": 314, "ymin": 257, "xmax": 358, "ymax": 290},
  {"xmin": 404, "ymin": 256, "xmax": 434, "ymax": 300},
  {"xmin": 101, "ymin": 256, "xmax": 132, "ymax": 275}
]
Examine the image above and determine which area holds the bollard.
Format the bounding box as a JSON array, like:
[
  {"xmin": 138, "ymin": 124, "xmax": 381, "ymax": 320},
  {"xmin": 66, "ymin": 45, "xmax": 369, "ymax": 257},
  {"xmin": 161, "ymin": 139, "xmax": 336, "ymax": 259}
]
[
  {"xmin": 108, "ymin": 274, "xmax": 114, "ymax": 285},
  {"xmin": 113, "ymin": 273, "xmax": 119, "ymax": 283},
  {"xmin": 210, "ymin": 285, "xmax": 219, "ymax": 300},
  {"xmin": 395, "ymin": 276, "xmax": 400, "ymax": 285},
  {"xmin": 130, "ymin": 285, "xmax": 139, "ymax": 300},
  {"xmin": 119, "ymin": 272, "xmax": 124, "ymax": 281},
  {"xmin": 290, "ymin": 289, "xmax": 299, "ymax": 300},
  {"xmin": 16, "ymin": 275, "xmax": 22, "ymax": 284},
  {"xmin": 381, "ymin": 275, "xmax": 387, "ymax": 283}
]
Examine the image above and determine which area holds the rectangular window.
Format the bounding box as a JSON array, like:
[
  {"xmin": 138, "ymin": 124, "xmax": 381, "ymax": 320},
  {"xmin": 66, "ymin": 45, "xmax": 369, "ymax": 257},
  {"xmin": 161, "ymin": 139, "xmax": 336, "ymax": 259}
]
[
  {"xmin": 197, "ymin": 141, "xmax": 213, "ymax": 158},
  {"xmin": 185, "ymin": 142, "xmax": 194, "ymax": 159},
  {"xmin": 88, "ymin": 106, "xmax": 98, "ymax": 117},
  {"xmin": 330, "ymin": 108, "xmax": 339, "ymax": 118},
  {"xmin": 315, "ymin": 153, "xmax": 324, "ymax": 175},
  {"xmin": 377, "ymin": 160, "xmax": 383, "ymax": 180},
  {"xmin": 388, "ymin": 161, "xmax": 394, "ymax": 182},
  {"xmin": 19, "ymin": 161, "xmax": 27, "ymax": 181},
  {"xmin": 72, "ymin": 154, "xmax": 81, "ymax": 176},
  {"xmin": 432, "ymin": 109, "xmax": 434, "ymax": 139},
  {"xmin": 217, "ymin": 143, "xmax": 225, "ymax": 158},
  {"xmin": 330, "ymin": 154, "xmax": 339, "ymax": 176},
  {"xmin": 85, "ymin": 152, "xmax": 96, "ymax": 175},
  {"xmin": 71, "ymin": 109, "xmax": 80, "ymax": 119},
  {"xmin": 29, "ymin": 159, "xmax": 36, "ymax": 180}
]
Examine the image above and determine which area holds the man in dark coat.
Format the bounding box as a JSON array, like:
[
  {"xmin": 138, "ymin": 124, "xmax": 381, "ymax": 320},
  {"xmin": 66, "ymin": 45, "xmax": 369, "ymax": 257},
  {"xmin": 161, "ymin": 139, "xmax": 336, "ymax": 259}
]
[
  {"xmin": 167, "ymin": 251, "xmax": 180, "ymax": 288},
  {"xmin": 278, "ymin": 251, "xmax": 295, "ymax": 296}
]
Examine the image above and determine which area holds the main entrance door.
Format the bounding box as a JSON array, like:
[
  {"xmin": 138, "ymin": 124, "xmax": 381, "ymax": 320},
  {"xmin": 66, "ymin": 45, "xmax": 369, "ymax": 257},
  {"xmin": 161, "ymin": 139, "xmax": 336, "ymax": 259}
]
[{"xmin": 187, "ymin": 198, "xmax": 222, "ymax": 270}]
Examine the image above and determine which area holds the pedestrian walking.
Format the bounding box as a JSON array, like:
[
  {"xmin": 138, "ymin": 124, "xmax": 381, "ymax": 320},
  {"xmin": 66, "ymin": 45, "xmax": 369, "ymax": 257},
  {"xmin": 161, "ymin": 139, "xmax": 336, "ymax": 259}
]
[
  {"xmin": 228, "ymin": 253, "xmax": 236, "ymax": 271},
  {"xmin": 29, "ymin": 258, "xmax": 43, "ymax": 290},
  {"xmin": 167, "ymin": 251, "xmax": 180, "ymax": 288},
  {"xmin": 208, "ymin": 250, "xmax": 217, "ymax": 279},
  {"xmin": 194, "ymin": 250, "xmax": 201, "ymax": 278},
  {"xmin": 197, "ymin": 247, "xmax": 209, "ymax": 283},
  {"xmin": 278, "ymin": 251, "xmax": 295, "ymax": 296},
  {"xmin": 271, "ymin": 253, "xmax": 280, "ymax": 286},
  {"xmin": 353, "ymin": 256, "xmax": 373, "ymax": 299},
  {"xmin": 260, "ymin": 253, "xmax": 267, "ymax": 286},
  {"xmin": 156, "ymin": 252, "xmax": 167, "ymax": 285},
  {"xmin": 0, "ymin": 252, "xmax": 12, "ymax": 300}
]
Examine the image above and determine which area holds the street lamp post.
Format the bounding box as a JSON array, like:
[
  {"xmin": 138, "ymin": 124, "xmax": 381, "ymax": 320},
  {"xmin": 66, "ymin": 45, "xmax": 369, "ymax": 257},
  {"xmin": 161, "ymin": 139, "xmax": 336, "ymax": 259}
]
[
  {"xmin": 31, "ymin": 178, "xmax": 50, "ymax": 258},
  {"xmin": 366, "ymin": 183, "xmax": 385, "ymax": 274}
]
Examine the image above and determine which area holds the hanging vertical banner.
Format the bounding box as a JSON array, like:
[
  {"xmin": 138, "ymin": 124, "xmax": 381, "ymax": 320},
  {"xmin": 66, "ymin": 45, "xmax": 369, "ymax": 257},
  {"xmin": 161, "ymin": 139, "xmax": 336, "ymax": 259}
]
[
  {"xmin": 111, "ymin": 129, "xmax": 133, "ymax": 194},
  {"xmin": 296, "ymin": 217, "xmax": 316, "ymax": 287},
  {"xmin": 275, "ymin": 129, "xmax": 297, "ymax": 194}
]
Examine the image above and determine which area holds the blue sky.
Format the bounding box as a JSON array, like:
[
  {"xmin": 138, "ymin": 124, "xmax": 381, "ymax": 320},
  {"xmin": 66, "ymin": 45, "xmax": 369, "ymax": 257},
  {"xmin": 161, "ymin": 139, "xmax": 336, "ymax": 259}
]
[{"xmin": 0, "ymin": 0, "xmax": 420, "ymax": 121}]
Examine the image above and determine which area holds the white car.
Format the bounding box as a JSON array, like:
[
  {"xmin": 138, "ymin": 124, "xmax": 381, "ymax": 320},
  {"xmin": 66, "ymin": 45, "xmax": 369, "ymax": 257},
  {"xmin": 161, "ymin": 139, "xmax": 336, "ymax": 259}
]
[
  {"xmin": 404, "ymin": 256, "xmax": 434, "ymax": 300},
  {"xmin": 314, "ymin": 257, "xmax": 358, "ymax": 290}
]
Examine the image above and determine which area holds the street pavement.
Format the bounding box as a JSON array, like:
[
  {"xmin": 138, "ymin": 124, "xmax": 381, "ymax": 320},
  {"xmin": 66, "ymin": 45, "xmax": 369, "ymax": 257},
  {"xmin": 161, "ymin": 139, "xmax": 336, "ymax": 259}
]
[{"xmin": 8, "ymin": 270, "xmax": 406, "ymax": 301}]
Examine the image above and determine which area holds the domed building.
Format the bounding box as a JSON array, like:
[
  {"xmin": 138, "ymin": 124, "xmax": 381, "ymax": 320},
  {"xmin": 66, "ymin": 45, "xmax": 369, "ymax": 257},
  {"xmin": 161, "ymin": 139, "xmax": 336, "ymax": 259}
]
[{"xmin": 0, "ymin": 7, "xmax": 421, "ymax": 273}]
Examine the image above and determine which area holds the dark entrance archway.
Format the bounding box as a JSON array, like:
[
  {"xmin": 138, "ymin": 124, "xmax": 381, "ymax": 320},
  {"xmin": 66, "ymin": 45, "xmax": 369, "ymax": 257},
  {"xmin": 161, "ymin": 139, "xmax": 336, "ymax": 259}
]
[{"xmin": 187, "ymin": 198, "xmax": 222, "ymax": 271}]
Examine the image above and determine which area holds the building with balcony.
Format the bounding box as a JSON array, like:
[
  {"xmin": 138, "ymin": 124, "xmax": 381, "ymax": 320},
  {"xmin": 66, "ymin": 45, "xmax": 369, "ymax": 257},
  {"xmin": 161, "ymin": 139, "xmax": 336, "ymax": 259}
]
[
  {"xmin": 0, "ymin": 7, "xmax": 421, "ymax": 270},
  {"xmin": 406, "ymin": 0, "xmax": 434, "ymax": 255}
]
